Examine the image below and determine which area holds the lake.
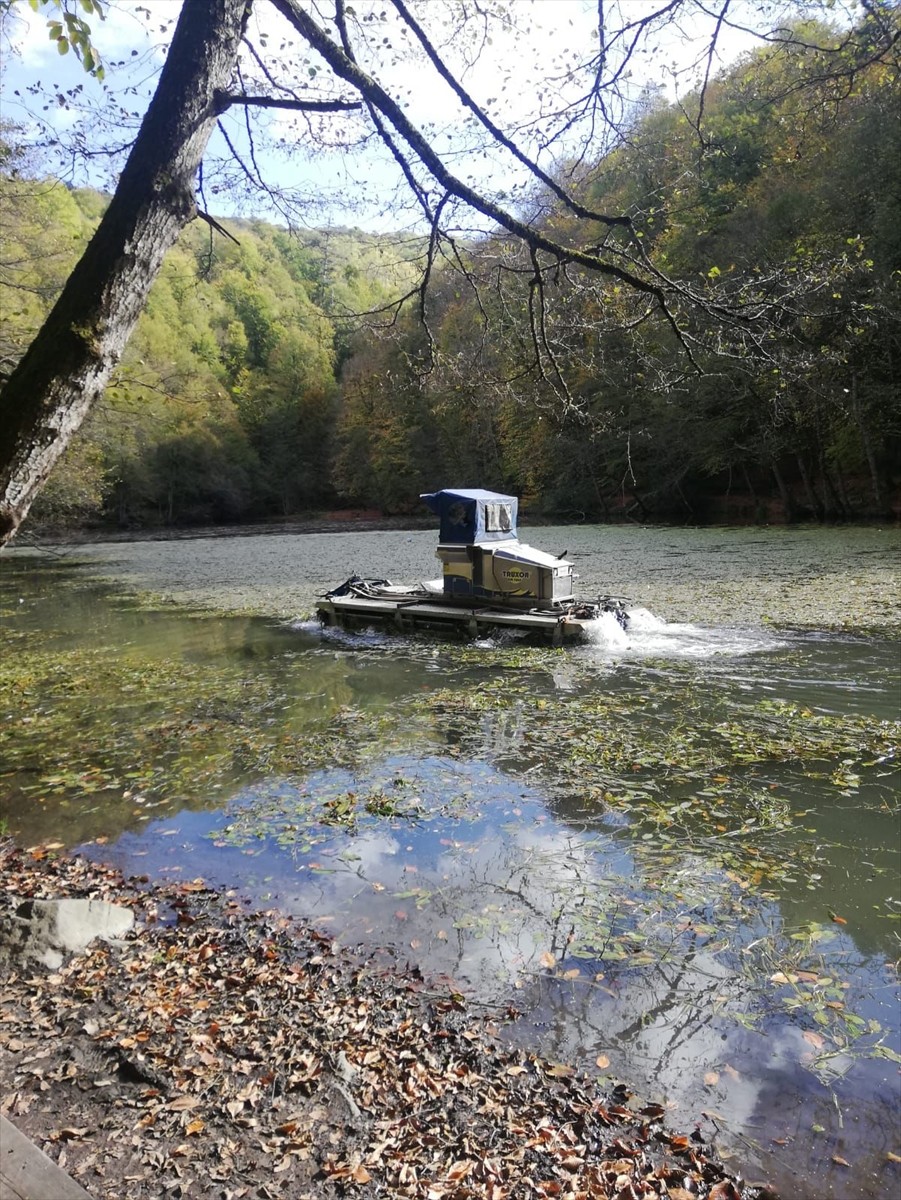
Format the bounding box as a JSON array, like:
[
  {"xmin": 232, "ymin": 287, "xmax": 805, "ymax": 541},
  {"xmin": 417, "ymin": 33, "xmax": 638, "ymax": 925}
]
[{"xmin": 1, "ymin": 524, "xmax": 899, "ymax": 1198}]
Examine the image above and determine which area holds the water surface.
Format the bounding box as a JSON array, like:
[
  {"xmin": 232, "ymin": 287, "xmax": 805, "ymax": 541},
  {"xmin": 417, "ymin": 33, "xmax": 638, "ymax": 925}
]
[{"xmin": 1, "ymin": 525, "xmax": 898, "ymax": 1199}]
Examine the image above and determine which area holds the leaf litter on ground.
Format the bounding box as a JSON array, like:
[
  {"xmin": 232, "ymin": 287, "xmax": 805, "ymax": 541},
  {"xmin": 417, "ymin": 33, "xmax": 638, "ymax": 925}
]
[{"xmin": 0, "ymin": 839, "xmax": 779, "ymax": 1200}]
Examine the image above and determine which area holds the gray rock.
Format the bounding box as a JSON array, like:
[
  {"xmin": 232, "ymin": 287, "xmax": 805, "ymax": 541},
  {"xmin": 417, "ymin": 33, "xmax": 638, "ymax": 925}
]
[{"xmin": 0, "ymin": 897, "xmax": 135, "ymax": 969}]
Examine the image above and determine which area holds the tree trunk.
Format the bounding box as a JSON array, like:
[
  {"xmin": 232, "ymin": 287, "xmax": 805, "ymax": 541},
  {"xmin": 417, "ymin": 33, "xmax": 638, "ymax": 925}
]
[
  {"xmin": 589, "ymin": 465, "xmax": 610, "ymax": 520},
  {"xmin": 833, "ymin": 460, "xmax": 854, "ymax": 516},
  {"xmin": 819, "ymin": 450, "xmax": 845, "ymax": 520},
  {"xmin": 771, "ymin": 459, "xmax": 794, "ymax": 522},
  {"xmin": 795, "ymin": 453, "xmax": 823, "ymax": 521},
  {"xmin": 741, "ymin": 462, "xmax": 757, "ymax": 505},
  {"xmin": 850, "ymin": 368, "xmax": 886, "ymax": 515},
  {"xmin": 0, "ymin": 0, "xmax": 250, "ymax": 547}
]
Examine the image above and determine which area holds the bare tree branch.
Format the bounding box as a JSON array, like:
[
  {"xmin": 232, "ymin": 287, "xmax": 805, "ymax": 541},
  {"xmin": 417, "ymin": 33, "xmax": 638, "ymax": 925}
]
[
  {"xmin": 390, "ymin": 0, "xmax": 631, "ymax": 230},
  {"xmin": 215, "ymin": 92, "xmax": 362, "ymax": 113},
  {"xmin": 196, "ymin": 208, "xmax": 240, "ymax": 244},
  {"xmin": 333, "ymin": 0, "xmax": 434, "ymax": 226},
  {"xmin": 270, "ymin": 0, "xmax": 679, "ymax": 304}
]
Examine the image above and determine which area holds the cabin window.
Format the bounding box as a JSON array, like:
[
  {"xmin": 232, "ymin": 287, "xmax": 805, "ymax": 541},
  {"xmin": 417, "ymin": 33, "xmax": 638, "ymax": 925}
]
[{"xmin": 484, "ymin": 503, "xmax": 513, "ymax": 532}]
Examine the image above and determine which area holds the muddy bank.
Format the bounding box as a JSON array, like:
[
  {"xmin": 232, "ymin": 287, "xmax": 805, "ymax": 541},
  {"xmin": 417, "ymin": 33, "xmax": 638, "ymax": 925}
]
[{"xmin": 0, "ymin": 841, "xmax": 775, "ymax": 1200}]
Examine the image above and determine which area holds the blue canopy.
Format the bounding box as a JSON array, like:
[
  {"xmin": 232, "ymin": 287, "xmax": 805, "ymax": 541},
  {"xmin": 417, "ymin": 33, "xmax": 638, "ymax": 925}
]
[{"xmin": 420, "ymin": 488, "xmax": 518, "ymax": 544}]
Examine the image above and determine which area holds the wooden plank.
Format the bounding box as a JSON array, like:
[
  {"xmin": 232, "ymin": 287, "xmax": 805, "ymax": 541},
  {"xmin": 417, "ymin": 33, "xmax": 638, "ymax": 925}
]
[{"xmin": 0, "ymin": 1116, "xmax": 94, "ymax": 1200}]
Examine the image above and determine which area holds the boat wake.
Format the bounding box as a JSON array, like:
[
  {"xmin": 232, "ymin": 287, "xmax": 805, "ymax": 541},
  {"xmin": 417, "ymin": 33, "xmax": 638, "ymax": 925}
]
[
  {"xmin": 581, "ymin": 606, "xmax": 784, "ymax": 659},
  {"xmin": 296, "ymin": 607, "xmax": 784, "ymax": 661}
]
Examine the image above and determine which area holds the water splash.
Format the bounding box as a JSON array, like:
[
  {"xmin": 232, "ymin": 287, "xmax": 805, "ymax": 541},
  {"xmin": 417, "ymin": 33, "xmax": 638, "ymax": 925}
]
[
  {"xmin": 297, "ymin": 606, "xmax": 785, "ymax": 662},
  {"xmin": 582, "ymin": 605, "xmax": 785, "ymax": 660},
  {"xmin": 296, "ymin": 619, "xmax": 394, "ymax": 649},
  {"xmin": 582, "ymin": 609, "xmax": 632, "ymax": 651}
]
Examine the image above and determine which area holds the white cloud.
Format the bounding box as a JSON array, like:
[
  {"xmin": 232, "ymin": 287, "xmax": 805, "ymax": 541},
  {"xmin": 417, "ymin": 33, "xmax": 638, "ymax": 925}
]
[{"xmin": 4, "ymin": 2, "xmax": 56, "ymax": 68}]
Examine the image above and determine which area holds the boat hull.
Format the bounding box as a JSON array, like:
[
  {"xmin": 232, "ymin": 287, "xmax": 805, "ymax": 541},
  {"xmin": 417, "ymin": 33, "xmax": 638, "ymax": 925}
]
[
  {"xmin": 315, "ymin": 578, "xmax": 627, "ymax": 644},
  {"xmin": 317, "ymin": 594, "xmax": 589, "ymax": 643}
]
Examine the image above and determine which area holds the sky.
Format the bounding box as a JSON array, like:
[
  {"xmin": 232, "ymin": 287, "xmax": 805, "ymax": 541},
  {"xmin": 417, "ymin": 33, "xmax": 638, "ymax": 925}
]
[{"xmin": 0, "ymin": 0, "xmax": 833, "ymax": 233}]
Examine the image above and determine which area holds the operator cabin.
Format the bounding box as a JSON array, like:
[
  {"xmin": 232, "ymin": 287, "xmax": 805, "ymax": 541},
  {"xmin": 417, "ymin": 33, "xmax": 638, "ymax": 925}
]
[{"xmin": 420, "ymin": 488, "xmax": 575, "ymax": 611}]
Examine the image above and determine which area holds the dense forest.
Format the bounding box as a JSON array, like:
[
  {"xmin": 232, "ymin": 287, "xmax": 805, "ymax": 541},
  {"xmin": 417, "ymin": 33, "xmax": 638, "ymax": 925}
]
[{"xmin": 2, "ymin": 16, "xmax": 899, "ymax": 530}]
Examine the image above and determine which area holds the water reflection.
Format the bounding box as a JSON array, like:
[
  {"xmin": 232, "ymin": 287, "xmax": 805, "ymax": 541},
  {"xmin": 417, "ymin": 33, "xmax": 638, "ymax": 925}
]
[{"xmin": 2, "ymin": 542, "xmax": 899, "ymax": 1200}]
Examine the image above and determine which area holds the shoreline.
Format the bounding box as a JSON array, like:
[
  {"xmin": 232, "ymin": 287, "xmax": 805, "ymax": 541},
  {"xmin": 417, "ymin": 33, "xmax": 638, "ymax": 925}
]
[
  {"xmin": 0, "ymin": 840, "xmax": 775, "ymax": 1200},
  {"xmin": 15, "ymin": 509, "xmax": 899, "ymax": 551}
]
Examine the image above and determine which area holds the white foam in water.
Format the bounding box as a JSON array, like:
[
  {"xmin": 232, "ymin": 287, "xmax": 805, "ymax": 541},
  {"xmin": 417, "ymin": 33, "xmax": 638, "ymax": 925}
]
[
  {"xmin": 291, "ymin": 618, "xmax": 325, "ymax": 635},
  {"xmin": 584, "ymin": 609, "xmax": 632, "ymax": 650},
  {"xmin": 298, "ymin": 609, "xmax": 782, "ymax": 661},
  {"xmin": 299, "ymin": 619, "xmax": 394, "ymax": 648},
  {"xmin": 583, "ymin": 606, "xmax": 784, "ymax": 660}
]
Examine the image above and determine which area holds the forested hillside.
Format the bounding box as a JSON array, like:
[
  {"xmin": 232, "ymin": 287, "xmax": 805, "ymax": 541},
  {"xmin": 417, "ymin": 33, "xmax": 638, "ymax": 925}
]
[
  {"xmin": 2, "ymin": 16, "xmax": 898, "ymax": 530},
  {"xmin": 335, "ymin": 20, "xmax": 901, "ymax": 523},
  {"xmin": 0, "ymin": 168, "xmax": 419, "ymax": 527}
]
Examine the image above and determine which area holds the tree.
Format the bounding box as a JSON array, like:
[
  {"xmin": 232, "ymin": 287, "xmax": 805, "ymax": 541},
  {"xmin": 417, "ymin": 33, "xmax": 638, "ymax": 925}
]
[
  {"xmin": 1, "ymin": 0, "xmax": 898, "ymax": 543},
  {"xmin": 330, "ymin": 6, "xmax": 899, "ymax": 520},
  {"xmin": 0, "ymin": 0, "xmax": 253, "ymax": 543}
]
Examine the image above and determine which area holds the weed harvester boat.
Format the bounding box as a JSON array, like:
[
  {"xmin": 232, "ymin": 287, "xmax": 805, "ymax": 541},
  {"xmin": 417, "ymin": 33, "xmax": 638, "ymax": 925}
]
[{"xmin": 316, "ymin": 488, "xmax": 629, "ymax": 644}]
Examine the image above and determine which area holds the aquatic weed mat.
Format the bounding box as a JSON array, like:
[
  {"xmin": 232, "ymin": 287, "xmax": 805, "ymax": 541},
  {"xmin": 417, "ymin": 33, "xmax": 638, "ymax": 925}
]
[
  {"xmin": 0, "ymin": 627, "xmax": 414, "ymax": 846},
  {"xmin": 0, "ymin": 841, "xmax": 775, "ymax": 1200}
]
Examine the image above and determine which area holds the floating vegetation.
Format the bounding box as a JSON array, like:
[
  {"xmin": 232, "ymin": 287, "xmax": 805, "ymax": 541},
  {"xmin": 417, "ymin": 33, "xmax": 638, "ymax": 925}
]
[
  {"xmin": 212, "ymin": 770, "xmax": 439, "ymax": 847},
  {"xmin": 2, "ymin": 551, "xmax": 899, "ymax": 1196},
  {"xmin": 0, "ymin": 638, "xmax": 414, "ymax": 834}
]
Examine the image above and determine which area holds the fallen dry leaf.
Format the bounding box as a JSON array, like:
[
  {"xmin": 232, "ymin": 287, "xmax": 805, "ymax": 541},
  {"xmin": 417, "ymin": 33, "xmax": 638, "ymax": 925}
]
[{"xmin": 709, "ymin": 1182, "xmax": 742, "ymax": 1200}]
